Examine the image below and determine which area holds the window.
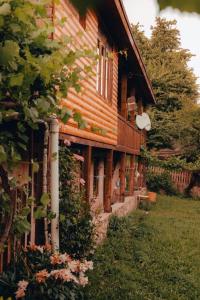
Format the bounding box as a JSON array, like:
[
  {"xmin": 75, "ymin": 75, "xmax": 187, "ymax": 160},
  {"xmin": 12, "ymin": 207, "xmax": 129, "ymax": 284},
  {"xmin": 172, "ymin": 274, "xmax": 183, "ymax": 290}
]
[{"xmin": 96, "ymin": 39, "xmax": 113, "ymax": 101}]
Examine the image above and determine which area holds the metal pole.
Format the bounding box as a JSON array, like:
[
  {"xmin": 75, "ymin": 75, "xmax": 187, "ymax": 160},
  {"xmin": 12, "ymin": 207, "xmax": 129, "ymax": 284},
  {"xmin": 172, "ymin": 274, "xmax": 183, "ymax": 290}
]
[{"xmin": 50, "ymin": 117, "xmax": 59, "ymax": 251}]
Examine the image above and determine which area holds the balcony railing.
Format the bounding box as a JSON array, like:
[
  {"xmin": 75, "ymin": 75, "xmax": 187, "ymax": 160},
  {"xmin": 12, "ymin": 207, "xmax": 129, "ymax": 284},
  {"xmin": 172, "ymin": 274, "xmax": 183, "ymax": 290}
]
[{"xmin": 118, "ymin": 115, "xmax": 145, "ymax": 153}]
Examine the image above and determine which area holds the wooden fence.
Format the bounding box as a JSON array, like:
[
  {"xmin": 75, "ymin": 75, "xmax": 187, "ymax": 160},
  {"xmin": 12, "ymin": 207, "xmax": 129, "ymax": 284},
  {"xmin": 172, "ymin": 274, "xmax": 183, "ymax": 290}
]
[{"xmin": 149, "ymin": 166, "xmax": 192, "ymax": 193}]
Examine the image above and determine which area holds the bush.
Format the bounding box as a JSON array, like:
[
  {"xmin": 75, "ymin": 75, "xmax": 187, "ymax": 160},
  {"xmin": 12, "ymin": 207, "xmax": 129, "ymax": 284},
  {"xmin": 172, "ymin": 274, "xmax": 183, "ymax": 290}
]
[
  {"xmin": 0, "ymin": 245, "xmax": 93, "ymax": 300},
  {"xmin": 139, "ymin": 200, "xmax": 153, "ymax": 211},
  {"xmin": 107, "ymin": 216, "xmax": 129, "ymax": 238},
  {"xmin": 59, "ymin": 146, "xmax": 94, "ymax": 259},
  {"xmin": 146, "ymin": 171, "xmax": 177, "ymax": 195}
]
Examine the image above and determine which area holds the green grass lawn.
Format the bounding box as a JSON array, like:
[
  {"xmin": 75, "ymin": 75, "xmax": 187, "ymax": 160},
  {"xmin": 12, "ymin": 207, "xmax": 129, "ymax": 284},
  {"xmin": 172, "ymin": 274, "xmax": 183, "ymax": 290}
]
[{"xmin": 84, "ymin": 196, "xmax": 200, "ymax": 300}]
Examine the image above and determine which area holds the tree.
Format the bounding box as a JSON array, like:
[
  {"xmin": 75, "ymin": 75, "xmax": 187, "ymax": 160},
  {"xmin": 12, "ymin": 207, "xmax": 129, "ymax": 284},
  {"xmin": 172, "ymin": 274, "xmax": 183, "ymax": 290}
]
[
  {"xmin": 132, "ymin": 18, "xmax": 199, "ymax": 151},
  {"xmin": 157, "ymin": 0, "xmax": 200, "ymax": 14}
]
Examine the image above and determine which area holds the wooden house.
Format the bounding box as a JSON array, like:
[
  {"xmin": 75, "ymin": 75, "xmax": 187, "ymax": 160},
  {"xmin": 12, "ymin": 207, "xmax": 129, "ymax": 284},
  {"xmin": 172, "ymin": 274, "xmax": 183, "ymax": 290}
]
[
  {"xmin": 0, "ymin": 0, "xmax": 155, "ymax": 272},
  {"xmin": 54, "ymin": 0, "xmax": 155, "ymax": 214}
]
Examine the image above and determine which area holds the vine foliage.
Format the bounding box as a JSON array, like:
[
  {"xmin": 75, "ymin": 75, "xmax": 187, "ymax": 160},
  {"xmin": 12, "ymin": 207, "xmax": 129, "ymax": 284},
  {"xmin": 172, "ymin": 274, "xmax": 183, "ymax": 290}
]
[
  {"xmin": 0, "ymin": 0, "xmax": 91, "ymax": 252},
  {"xmin": 59, "ymin": 145, "xmax": 94, "ymax": 259}
]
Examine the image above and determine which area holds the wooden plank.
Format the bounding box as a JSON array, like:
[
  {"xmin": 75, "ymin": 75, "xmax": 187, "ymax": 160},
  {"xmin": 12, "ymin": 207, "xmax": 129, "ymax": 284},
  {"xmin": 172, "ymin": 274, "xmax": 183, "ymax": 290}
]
[
  {"xmin": 59, "ymin": 133, "xmax": 115, "ymax": 149},
  {"xmin": 120, "ymin": 152, "xmax": 126, "ymax": 202},
  {"xmin": 121, "ymin": 73, "xmax": 127, "ymax": 119},
  {"xmin": 83, "ymin": 146, "xmax": 92, "ymax": 202},
  {"xmin": 104, "ymin": 150, "xmax": 113, "ymax": 212}
]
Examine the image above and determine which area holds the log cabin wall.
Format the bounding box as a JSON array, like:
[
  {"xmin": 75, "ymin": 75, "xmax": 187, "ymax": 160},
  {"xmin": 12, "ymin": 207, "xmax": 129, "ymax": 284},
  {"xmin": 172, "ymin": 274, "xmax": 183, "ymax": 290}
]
[{"xmin": 54, "ymin": 0, "xmax": 118, "ymax": 146}]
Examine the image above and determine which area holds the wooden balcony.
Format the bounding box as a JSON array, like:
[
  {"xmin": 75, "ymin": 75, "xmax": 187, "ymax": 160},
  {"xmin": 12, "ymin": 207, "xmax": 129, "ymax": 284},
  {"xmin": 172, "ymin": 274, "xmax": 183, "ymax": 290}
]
[{"xmin": 117, "ymin": 115, "xmax": 145, "ymax": 154}]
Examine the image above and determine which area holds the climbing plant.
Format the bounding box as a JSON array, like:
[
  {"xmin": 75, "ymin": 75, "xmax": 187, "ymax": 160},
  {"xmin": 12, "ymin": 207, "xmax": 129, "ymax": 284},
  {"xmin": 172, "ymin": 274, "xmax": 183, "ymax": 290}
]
[
  {"xmin": 59, "ymin": 145, "xmax": 94, "ymax": 259},
  {"xmin": 0, "ymin": 0, "xmax": 92, "ymax": 252}
]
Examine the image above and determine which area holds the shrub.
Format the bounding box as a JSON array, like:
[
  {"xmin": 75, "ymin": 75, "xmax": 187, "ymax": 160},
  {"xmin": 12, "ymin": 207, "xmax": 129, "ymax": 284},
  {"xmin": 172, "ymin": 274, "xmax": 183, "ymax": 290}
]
[
  {"xmin": 146, "ymin": 171, "xmax": 178, "ymax": 195},
  {"xmin": 59, "ymin": 145, "xmax": 94, "ymax": 259},
  {"xmin": 107, "ymin": 215, "xmax": 129, "ymax": 238},
  {"xmin": 0, "ymin": 245, "xmax": 93, "ymax": 300},
  {"xmin": 139, "ymin": 200, "xmax": 153, "ymax": 211}
]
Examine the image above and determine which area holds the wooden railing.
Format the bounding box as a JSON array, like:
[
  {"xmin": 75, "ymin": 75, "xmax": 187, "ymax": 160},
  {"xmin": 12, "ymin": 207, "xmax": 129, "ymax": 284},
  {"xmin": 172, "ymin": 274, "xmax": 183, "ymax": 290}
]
[{"xmin": 118, "ymin": 115, "xmax": 145, "ymax": 153}]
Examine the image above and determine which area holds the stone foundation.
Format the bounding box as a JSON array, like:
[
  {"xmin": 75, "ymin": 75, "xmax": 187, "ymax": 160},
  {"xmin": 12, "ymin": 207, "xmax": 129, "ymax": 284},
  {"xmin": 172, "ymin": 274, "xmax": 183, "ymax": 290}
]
[{"xmin": 93, "ymin": 194, "xmax": 139, "ymax": 244}]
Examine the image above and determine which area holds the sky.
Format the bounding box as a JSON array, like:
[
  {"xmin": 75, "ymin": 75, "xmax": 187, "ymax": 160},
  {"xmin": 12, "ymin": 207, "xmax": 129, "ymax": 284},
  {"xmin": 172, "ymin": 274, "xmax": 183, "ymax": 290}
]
[{"xmin": 123, "ymin": 0, "xmax": 200, "ymax": 88}]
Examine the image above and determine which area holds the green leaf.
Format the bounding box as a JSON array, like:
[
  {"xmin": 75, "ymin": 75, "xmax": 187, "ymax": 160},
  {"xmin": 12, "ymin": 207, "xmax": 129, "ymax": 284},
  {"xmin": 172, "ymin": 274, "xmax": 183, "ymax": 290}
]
[
  {"xmin": 0, "ymin": 40, "xmax": 19, "ymax": 67},
  {"xmin": 10, "ymin": 23, "xmax": 21, "ymax": 33},
  {"xmin": 40, "ymin": 193, "xmax": 50, "ymax": 206},
  {"xmin": 60, "ymin": 213, "xmax": 66, "ymax": 222},
  {"xmin": 36, "ymin": 98, "xmax": 50, "ymax": 113},
  {"xmin": 27, "ymin": 196, "xmax": 35, "ymax": 205},
  {"xmin": 32, "ymin": 162, "xmax": 39, "ymax": 173},
  {"xmin": 17, "ymin": 142, "xmax": 27, "ymax": 151},
  {"xmin": 21, "ymin": 207, "xmax": 31, "ymax": 217},
  {"xmin": 0, "ymin": 145, "xmax": 7, "ymax": 163},
  {"xmin": 73, "ymin": 110, "xmax": 87, "ymax": 128},
  {"xmin": 0, "ymin": 3, "xmax": 11, "ymax": 16},
  {"xmin": 10, "ymin": 146, "xmax": 21, "ymax": 162},
  {"xmin": 26, "ymin": 107, "xmax": 39, "ymax": 122},
  {"xmin": 0, "ymin": 16, "xmax": 4, "ymax": 27},
  {"xmin": 47, "ymin": 211, "xmax": 56, "ymax": 220},
  {"xmin": 60, "ymin": 107, "xmax": 72, "ymax": 124},
  {"xmin": 34, "ymin": 206, "xmax": 46, "ymax": 219},
  {"xmin": 9, "ymin": 73, "xmax": 24, "ymax": 87}
]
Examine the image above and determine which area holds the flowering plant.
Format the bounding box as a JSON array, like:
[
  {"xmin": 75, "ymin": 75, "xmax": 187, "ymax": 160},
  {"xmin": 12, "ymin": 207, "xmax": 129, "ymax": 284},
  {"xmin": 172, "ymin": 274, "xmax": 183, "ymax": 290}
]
[{"xmin": 0, "ymin": 244, "xmax": 93, "ymax": 300}]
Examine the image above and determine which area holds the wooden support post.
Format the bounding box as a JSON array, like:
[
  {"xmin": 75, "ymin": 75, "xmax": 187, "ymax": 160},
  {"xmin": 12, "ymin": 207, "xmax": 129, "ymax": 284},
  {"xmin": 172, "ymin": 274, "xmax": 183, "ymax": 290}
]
[
  {"xmin": 130, "ymin": 155, "xmax": 135, "ymax": 195},
  {"xmin": 138, "ymin": 98, "xmax": 143, "ymax": 115},
  {"xmin": 120, "ymin": 152, "xmax": 126, "ymax": 202},
  {"xmin": 121, "ymin": 73, "xmax": 127, "ymax": 119},
  {"xmin": 104, "ymin": 150, "xmax": 113, "ymax": 213},
  {"xmin": 84, "ymin": 145, "xmax": 92, "ymax": 202},
  {"xmin": 138, "ymin": 161, "xmax": 143, "ymax": 188}
]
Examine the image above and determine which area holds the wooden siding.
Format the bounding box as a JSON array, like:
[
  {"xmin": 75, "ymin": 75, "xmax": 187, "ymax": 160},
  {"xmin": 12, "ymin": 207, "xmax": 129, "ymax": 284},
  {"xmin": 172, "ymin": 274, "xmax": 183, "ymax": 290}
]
[
  {"xmin": 55, "ymin": 0, "xmax": 118, "ymax": 145},
  {"xmin": 117, "ymin": 115, "xmax": 145, "ymax": 154}
]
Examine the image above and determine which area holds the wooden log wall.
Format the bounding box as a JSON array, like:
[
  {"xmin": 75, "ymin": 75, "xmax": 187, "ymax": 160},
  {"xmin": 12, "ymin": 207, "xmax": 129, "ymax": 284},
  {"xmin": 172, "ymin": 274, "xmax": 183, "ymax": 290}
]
[{"xmin": 54, "ymin": 0, "xmax": 118, "ymax": 145}]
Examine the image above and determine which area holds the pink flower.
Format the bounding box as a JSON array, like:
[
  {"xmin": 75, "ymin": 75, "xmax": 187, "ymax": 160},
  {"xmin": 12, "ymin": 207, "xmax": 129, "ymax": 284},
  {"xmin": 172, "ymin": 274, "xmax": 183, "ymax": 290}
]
[
  {"xmin": 64, "ymin": 139, "xmax": 71, "ymax": 146},
  {"xmin": 35, "ymin": 269, "xmax": 49, "ymax": 283},
  {"xmin": 18, "ymin": 280, "xmax": 29, "ymax": 290},
  {"xmin": 80, "ymin": 260, "xmax": 93, "ymax": 272},
  {"xmin": 80, "ymin": 178, "xmax": 85, "ymax": 186},
  {"xmin": 28, "ymin": 244, "xmax": 44, "ymax": 253},
  {"xmin": 15, "ymin": 280, "xmax": 29, "ymax": 299},
  {"xmin": 36, "ymin": 246, "xmax": 44, "ymax": 253},
  {"xmin": 79, "ymin": 273, "xmax": 88, "ymax": 287},
  {"xmin": 16, "ymin": 288, "xmax": 26, "ymax": 299},
  {"xmin": 50, "ymin": 253, "xmax": 72, "ymax": 265},
  {"xmin": 50, "ymin": 253, "xmax": 61, "ymax": 265},
  {"xmin": 73, "ymin": 154, "xmax": 84, "ymax": 162},
  {"xmin": 50, "ymin": 269, "xmax": 78, "ymax": 283},
  {"xmin": 44, "ymin": 244, "xmax": 52, "ymax": 251},
  {"xmin": 68, "ymin": 260, "xmax": 80, "ymax": 273}
]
